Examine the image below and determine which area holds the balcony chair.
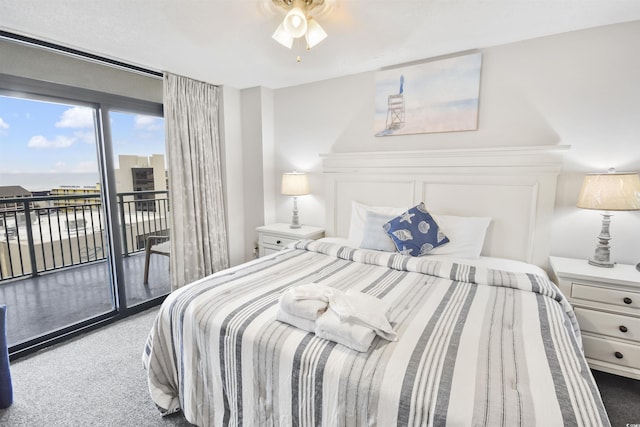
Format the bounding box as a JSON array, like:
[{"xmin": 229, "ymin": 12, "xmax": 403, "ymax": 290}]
[{"xmin": 143, "ymin": 235, "xmax": 171, "ymax": 285}]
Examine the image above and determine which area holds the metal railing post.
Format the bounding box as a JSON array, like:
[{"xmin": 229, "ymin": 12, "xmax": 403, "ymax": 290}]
[
  {"xmin": 117, "ymin": 193, "xmax": 129, "ymax": 257},
  {"xmin": 23, "ymin": 202, "xmax": 38, "ymax": 278}
]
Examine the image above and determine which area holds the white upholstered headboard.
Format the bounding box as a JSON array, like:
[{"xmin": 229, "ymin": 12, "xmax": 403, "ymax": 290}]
[{"xmin": 321, "ymin": 146, "xmax": 568, "ymax": 268}]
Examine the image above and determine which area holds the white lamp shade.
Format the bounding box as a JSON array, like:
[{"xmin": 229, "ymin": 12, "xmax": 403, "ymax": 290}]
[
  {"xmin": 272, "ymin": 22, "xmax": 294, "ymax": 48},
  {"xmin": 305, "ymin": 17, "xmax": 327, "ymax": 49},
  {"xmin": 577, "ymin": 172, "xmax": 640, "ymax": 211},
  {"xmin": 281, "ymin": 172, "xmax": 310, "ymax": 196},
  {"xmin": 283, "ymin": 7, "xmax": 308, "ymax": 38}
]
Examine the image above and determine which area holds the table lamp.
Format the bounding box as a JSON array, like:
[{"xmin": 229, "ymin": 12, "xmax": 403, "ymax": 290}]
[
  {"xmin": 281, "ymin": 172, "xmax": 310, "ymax": 229},
  {"xmin": 576, "ymin": 170, "xmax": 640, "ymax": 267}
]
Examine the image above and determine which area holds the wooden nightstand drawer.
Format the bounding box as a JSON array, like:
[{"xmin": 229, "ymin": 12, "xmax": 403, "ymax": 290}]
[
  {"xmin": 262, "ymin": 247, "xmax": 282, "ymax": 256},
  {"xmin": 575, "ymin": 307, "xmax": 640, "ymax": 343},
  {"xmin": 261, "ymin": 234, "xmax": 297, "ymax": 248},
  {"xmin": 571, "ymin": 282, "xmax": 640, "ymax": 310},
  {"xmin": 582, "ymin": 334, "xmax": 640, "ymax": 370},
  {"xmin": 256, "ymin": 224, "xmax": 325, "ymax": 258},
  {"xmin": 550, "ymin": 256, "xmax": 640, "ymax": 379}
]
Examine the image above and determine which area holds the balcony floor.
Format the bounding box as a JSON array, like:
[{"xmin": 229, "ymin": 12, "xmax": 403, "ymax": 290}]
[{"xmin": 0, "ymin": 252, "xmax": 170, "ymax": 346}]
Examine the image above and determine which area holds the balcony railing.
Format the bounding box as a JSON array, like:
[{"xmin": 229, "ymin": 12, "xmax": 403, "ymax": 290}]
[{"xmin": 0, "ymin": 190, "xmax": 169, "ymax": 282}]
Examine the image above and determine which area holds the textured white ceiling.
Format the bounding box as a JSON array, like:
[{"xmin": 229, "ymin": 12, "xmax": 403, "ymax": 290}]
[{"xmin": 1, "ymin": 0, "xmax": 640, "ymax": 89}]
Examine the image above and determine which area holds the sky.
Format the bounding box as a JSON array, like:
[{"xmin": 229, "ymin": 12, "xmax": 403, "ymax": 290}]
[{"xmin": 0, "ymin": 95, "xmax": 165, "ymax": 188}]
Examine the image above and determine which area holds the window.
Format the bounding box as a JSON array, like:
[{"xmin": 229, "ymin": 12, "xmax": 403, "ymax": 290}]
[{"xmin": 0, "ymin": 63, "xmax": 165, "ymax": 357}]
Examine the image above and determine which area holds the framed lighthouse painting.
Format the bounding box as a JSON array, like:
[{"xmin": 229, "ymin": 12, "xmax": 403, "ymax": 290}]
[{"xmin": 374, "ymin": 52, "xmax": 482, "ymax": 137}]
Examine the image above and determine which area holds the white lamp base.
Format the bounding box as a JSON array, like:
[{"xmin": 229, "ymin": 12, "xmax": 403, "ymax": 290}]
[
  {"xmin": 589, "ymin": 213, "xmax": 615, "ymax": 268},
  {"xmin": 588, "ymin": 258, "xmax": 615, "ymax": 268},
  {"xmin": 290, "ymin": 196, "xmax": 301, "ymax": 229}
]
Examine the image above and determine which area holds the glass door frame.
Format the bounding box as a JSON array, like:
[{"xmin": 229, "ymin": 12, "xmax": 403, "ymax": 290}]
[{"xmin": 0, "ymin": 73, "xmax": 166, "ymax": 359}]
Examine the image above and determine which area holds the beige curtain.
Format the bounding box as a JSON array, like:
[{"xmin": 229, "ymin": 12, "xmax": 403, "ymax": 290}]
[{"xmin": 164, "ymin": 72, "xmax": 229, "ymax": 290}]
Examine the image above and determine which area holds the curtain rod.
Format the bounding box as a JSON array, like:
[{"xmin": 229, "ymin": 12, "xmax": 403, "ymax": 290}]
[{"xmin": 0, "ymin": 30, "xmax": 163, "ymax": 78}]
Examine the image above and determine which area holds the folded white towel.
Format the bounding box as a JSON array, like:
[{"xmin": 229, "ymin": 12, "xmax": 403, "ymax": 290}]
[
  {"xmin": 328, "ymin": 290, "xmax": 397, "ymax": 341},
  {"xmin": 279, "ymin": 288, "xmax": 328, "ymax": 320},
  {"xmin": 290, "ymin": 283, "xmax": 335, "ymax": 302},
  {"xmin": 316, "ymin": 308, "xmax": 376, "ymax": 352},
  {"xmin": 275, "ymin": 308, "xmax": 316, "ymax": 333}
]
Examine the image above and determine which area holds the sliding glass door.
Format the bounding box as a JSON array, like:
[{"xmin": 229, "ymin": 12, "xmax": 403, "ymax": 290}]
[
  {"xmin": 0, "ymin": 83, "xmax": 166, "ymax": 356},
  {"xmin": 0, "ymin": 95, "xmax": 115, "ymax": 347},
  {"xmin": 108, "ymin": 111, "xmax": 170, "ymax": 306}
]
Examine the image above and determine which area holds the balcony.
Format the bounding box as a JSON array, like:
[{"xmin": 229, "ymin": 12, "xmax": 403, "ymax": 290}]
[{"xmin": 0, "ymin": 191, "xmax": 171, "ymax": 349}]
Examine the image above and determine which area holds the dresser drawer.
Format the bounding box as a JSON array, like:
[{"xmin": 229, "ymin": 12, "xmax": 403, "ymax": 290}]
[
  {"xmin": 571, "ymin": 282, "xmax": 640, "ymax": 310},
  {"xmin": 256, "ymin": 224, "xmax": 324, "ymax": 258},
  {"xmin": 575, "ymin": 307, "xmax": 640, "ymax": 343},
  {"xmin": 261, "ymin": 234, "xmax": 297, "ymax": 248},
  {"xmin": 582, "ymin": 335, "xmax": 640, "ymax": 370},
  {"xmin": 262, "ymin": 247, "xmax": 282, "ymax": 256}
]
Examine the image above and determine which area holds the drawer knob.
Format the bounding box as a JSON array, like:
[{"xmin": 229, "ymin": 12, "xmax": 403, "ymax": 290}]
[
  {"xmin": 623, "ymin": 297, "xmax": 632, "ymax": 304},
  {"xmin": 619, "ymin": 325, "xmax": 628, "ymax": 333},
  {"xmin": 276, "ymin": 240, "xmax": 281, "ymax": 244},
  {"xmin": 614, "ymin": 351, "xmax": 624, "ymax": 359}
]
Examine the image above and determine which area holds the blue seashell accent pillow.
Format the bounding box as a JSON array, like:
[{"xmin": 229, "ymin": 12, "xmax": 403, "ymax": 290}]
[{"xmin": 383, "ymin": 203, "xmax": 450, "ymax": 256}]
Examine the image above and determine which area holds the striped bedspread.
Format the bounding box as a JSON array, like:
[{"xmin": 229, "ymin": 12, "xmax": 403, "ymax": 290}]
[{"xmin": 142, "ymin": 240, "xmax": 610, "ymax": 427}]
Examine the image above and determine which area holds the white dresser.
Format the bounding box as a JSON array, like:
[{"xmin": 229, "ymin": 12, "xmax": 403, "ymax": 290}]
[
  {"xmin": 256, "ymin": 223, "xmax": 325, "ymax": 257},
  {"xmin": 550, "ymin": 256, "xmax": 640, "ymax": 379}
]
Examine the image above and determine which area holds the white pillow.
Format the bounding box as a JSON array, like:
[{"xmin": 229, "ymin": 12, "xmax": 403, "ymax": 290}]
[
  {"xmin": 347, "ymin": 201, "xmax": 405, "ymax": 245},
  {"xmin": 359, "ymin": 210, "xmax": 397, "ymax": 252},
  {"xmin": 347, "ymin": 201, "xmax": 491, "ymax": 259},
  {"xmin": 429, "ymin": 214, "xmax": 491, "ymax": 259}
]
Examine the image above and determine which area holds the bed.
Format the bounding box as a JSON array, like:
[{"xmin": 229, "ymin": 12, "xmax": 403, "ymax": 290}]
[{"xmin": 143, "ymin": 147, "xmax": 611, "ymax": 426}]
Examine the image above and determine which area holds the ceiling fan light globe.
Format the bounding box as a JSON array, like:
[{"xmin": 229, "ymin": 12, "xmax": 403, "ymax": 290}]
[
  {"xmin": 272, "ymin": 22, "xmax": 294, "ymax": 48},
  {"xmin": 283, "ymin": 7, "xmax": 308, "ymax": 38},
  {"xmin": 305, "ymin": 17, "xmax": 327, "ymax": 48}
]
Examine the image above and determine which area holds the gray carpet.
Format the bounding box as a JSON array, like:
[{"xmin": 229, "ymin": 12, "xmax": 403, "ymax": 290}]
[
  {"xmin": 0, "ymin": 306, "xmax": 638, "ymax": 426},
  {"xmin": 0, "ymin": 308, "xmax": 192, "ymax": 426},
  {"xmin": 593, "ymin": 369, "xmax": 640, "ymax": 427}
]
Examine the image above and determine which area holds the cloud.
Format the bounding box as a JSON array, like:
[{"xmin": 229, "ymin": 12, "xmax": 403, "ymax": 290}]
[
  {"xmin": 55, "ymin": 106, "xmax": 94, "ymax": 128},
  {"xmin": 49, "ymin": 160, "xmax": 98, "ymax": 173},
  {"xmin": 48, "ymin": 160, "xmax": 96, "ymax": 173},
  {"xmin": 71, "ymin": 160, "xmax": 98, "ymax": 173},
  {"xmin": 50, "ymin": 161, "xmax": 67, "ymax": 171},
  {"xmin": 28, "ymin": 135, "xmax": 75, "ymax": 148},
  {"xmin": 135, "ymin": 115, "xmax": 162, "ymax": 131},
  {"xmin": 74, "ymin": 130, "xmax": 96, "ymax": 145},
  {"xmin": 0, "ymin": 117, "xmax": 8, "ymax": 130}
]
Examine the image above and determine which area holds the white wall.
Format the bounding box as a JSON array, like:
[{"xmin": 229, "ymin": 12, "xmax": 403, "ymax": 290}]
[
  {"xmin": 220, "ymin": 85, "xmax": 246, "ymax": 267},
  {"xmin": 260, "ymin": 88, "xmax": 277, "ymax": 227},
  {"xmin": 238, "ymin": 86, "xmax": 278, "ymax": 261},
  {"xmin": 270, "ymin": 21, "xmax": 640, "ymax": 265}
]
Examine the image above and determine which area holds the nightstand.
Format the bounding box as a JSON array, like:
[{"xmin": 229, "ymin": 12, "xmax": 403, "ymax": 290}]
[
  {"xmin": 256, "ymin": 223, "xmax": 325, "ymax": 257},
  {"xmin": 550, "ymin": 256, "xmax": 640, "ymax": 380}
]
